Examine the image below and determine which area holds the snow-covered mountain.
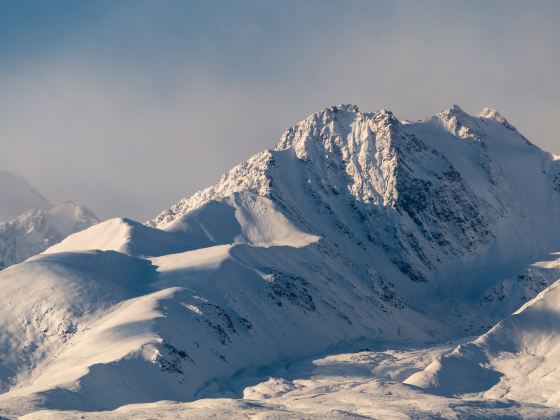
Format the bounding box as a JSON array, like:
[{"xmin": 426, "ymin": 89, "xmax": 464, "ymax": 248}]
[
  {"xmin": 0, "ymin": 171, "xmax": 51, "ymax": 222},
  {"xmin": 0, "ymin": 201, "xmax": 99, "ymax": 270},
  {"xmin": 151, "ymin": 105, "xmax": 560, "ymax": 284},
  {"xmin": 2, "ymin": 104, "xmax": 560, "ymax": 417},
  {"xmin": 0, "ymin": 171, "xmax": 99, "ymax": 269}
]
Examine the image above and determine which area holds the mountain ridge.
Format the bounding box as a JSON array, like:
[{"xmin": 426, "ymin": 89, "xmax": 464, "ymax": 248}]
[
  {"xmin": 2, "ymin": 104, "xmax": 560, "ymax": 416},
  {"xmin": 150, "ymin": 103, "xmax": 560, "ymax": 284}
]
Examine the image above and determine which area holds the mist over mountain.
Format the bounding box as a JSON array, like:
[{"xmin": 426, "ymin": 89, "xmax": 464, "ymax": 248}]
[
  {"xmin": 0, "ymin": 172, "xmax": 99, "ymax": 270},
  {"xmin": 0, "ymin": 171, "xmax": 51, "ymax": 222}
]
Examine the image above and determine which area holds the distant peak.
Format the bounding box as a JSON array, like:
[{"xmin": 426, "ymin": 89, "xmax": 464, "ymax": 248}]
[
  {"xmin": 317, "ymin": 105, "xmax": 399, "ymax": 120},
  {"xmin": 449, "ymin": 104, "xmax": 464, "ymax": 113},
  {"xmin": 59, "ymin": 200, "xmax": 77, "ymax": 207},
  {"xmin": 316, "ymin": 104, "xmax": 360, "ymax": 117},
  {"xmin": 374, "ymin": 108, "xmax": 396, "ymax": 120},
  {"xmin": 438, "ymin": 104, "xmax": 469, "ymax": 119},
  {"xmin": 478, "ymin": 107, "xmax": 514, "ymax": 128},
  {"xmin": 478, "ymin": 107, "xmax": 504, "ymax": 120},
  {"xmin": 436, "ymin": 105, "xmax": 485, "ymax": 142},
  {"xmin": 376, "ymin": 108, "xmax": 392, "ymax": 116},
  {"xmin": 334, "ymin": 104, "xmax": 360, "ymax": 113}
]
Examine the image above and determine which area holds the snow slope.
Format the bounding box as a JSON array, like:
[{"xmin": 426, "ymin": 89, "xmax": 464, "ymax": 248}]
[
  {"xmin": 2, "ymin": 104, "xmax": 560, "ymax": 416},
  {"xmin": 20, "ymin": 342, "xmax": 560, "ymax": 419},
  {"xmin": 0, "ymin": 219, "xmax": 435, "ymax": 415},
  {"xmin": 405, "ymin": 253, "xmax": 560, "ymax": 407}
]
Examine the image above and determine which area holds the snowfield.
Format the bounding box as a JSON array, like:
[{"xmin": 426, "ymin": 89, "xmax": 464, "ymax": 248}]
[
  {"xmin": 18, "ymin": 343, "xmax": 560, "ymax": 419},
  {"xmin": 3, "ymin": 104, "xmax": 560, "ymax": 418}
]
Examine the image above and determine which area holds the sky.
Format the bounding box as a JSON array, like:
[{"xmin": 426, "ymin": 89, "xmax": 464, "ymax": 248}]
[{"xmin": 0, "ymin": 0, "xmax": 559, "ymax": 220}]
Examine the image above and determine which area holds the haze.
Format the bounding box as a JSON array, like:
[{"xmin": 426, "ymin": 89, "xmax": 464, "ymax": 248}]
[{"xmin": 0, "ymin": 0, "xmax": 558, "ymax": 220}]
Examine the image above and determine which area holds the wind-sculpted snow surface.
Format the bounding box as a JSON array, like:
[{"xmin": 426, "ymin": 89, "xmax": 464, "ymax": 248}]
[{"xmin": 3, "ymin": 104, "xmax": 560, "ymax": 417}]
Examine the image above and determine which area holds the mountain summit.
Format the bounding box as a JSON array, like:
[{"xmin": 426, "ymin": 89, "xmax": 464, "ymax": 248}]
[
  {"xmin": 2, "ymin": 105, "xmax": 560, "ymax": 416},
  {"xmin": 151, "ymin": 104, "xmax": 560, "ymax": 284}
]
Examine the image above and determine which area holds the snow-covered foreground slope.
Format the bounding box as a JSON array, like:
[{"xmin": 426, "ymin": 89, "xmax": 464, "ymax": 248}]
[
  {"xmin": 0, "ymin": 217, "xmax": 439, "ymax": 416},
  {"xmin": 19, "ymin": 343, "xmax": 560, "ymax": 419},
  {"xmin": 2, "ymin": 104, "xmax": 560, "ymax": 417},
  {"xmin": 0, "ymin": 201, "xmax": 99, "ymax": 269},
  {"xmin": 405, "ymin": 254, "xmax": 560, "ymax": 407}
]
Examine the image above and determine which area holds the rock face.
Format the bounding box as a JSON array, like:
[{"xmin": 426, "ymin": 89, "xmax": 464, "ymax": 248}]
[
  {"xmin": 2, "ymin": 104, "xmax": 560, "ymax": 416},
  {"xmin": 0, "ymin": 201, "xmax": 99, "ymax": 269},
  {"xmin": 151, "ymin": 104, "xmax": 560, "ymax": 284}
]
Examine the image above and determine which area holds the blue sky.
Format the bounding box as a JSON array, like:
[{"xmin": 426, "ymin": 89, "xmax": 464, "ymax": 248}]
[{"xmin": 1, "ymin": 1, "xmax": 559, "ymax": 219}]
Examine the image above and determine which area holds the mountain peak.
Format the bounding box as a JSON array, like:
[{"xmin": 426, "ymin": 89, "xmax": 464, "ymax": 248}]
[
  {"xmin": 319, "ymin": 104, "xmax": 360, "ymax": 115},
  {"xmin": 0, "ymin": 200, "xmax": 99, "ymax": 269},
  {"xmin": 478, "ymin": 107, "xmax": 507, "ymax": 121},
  {"xmin": 374, "ymin": 108, "xmax": 396, "ymax": 121},
  {"xmin": 478, "ymin": 107, "xmax": 517, "ymax": 131},
  {"xmin": 436, "ymin": 104, "xmax": 485, "ymax": 142},
  {"xmin": 438, "ymin": 104, "xmax": 470, "ymax": 119},
  {"xmin": 277, "ymin": 104, "xmax": 399, "ymax": 153}
]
